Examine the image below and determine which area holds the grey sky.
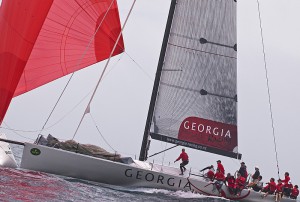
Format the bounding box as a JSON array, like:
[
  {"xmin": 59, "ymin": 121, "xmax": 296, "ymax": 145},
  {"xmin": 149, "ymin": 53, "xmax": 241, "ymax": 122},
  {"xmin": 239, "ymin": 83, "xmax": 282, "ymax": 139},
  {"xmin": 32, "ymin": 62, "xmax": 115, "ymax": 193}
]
[{"xmin": 1, "ymin": 0, "xmax": 300, "ymax": 185}]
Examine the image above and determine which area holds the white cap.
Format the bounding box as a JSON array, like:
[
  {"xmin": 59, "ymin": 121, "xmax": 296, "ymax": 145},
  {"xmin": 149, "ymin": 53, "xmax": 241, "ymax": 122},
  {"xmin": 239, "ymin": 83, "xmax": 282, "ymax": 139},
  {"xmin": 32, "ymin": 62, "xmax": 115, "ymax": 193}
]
[{"xmin": 255, "ymin": 166, "xmax": 259, "ymax": 169}]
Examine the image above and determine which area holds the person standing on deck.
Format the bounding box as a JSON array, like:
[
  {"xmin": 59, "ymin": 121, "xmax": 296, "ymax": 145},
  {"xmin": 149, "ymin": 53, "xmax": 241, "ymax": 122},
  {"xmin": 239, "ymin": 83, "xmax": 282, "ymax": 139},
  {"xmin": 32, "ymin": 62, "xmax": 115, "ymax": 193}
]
[
  {"xmin": 251, "ymin": 166, "xmax": 260, "ymax": 181},
  {"xmin": 216, "ymin": 160, "xmax": 225, "ymax": 175},
  {"xmin": 174, "ymin": 148, "xmax": 189, "ymax": 175},
  {"xmin": 238, "ymin": 162, "xmax": 248, "ymax": 179}
]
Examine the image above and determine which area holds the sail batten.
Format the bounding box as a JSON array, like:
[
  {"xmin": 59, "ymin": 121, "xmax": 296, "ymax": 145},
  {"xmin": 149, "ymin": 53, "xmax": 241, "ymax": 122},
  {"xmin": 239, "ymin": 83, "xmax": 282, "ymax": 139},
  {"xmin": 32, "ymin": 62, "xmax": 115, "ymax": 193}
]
[{"xmin": 142, "ymin": 0, "xmax": 240, "ymax": 159}]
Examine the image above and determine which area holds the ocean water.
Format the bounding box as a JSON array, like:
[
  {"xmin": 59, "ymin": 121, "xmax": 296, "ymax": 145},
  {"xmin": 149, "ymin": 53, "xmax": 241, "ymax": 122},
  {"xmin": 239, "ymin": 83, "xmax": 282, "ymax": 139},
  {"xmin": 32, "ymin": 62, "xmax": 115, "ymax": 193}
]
[{"xmin": 0, "ymin": 145, "xmax": 229, "ymax": 202}]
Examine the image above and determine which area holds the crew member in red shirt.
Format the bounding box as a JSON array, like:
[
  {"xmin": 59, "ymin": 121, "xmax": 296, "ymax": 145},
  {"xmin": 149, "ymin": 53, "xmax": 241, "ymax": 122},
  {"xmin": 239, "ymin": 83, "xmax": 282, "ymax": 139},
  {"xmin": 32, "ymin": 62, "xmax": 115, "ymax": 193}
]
[
  {"xmin": 275, "ymin": 179, "xmax": 283, "ymax": 202},
  {"xmin": 281, "ymin": 172, "xmax": 291, "ymax": 196},
  {"xmin": 200, "ymin": 165, "xmax": 215, "ymax": 181},
  {"xmin": 290, "ymin": 185, "xmax": 299, "ymax": 199},
  {"xmin": 225, "ymin": 173, "xmax": 236, "ymax": 195},
  {"xmin": 174, "ymin": 148, "xmax": 189, "ymax": 175},
  {"xmin": 235, "ymin": 172, "xmax": 246, "ymax": 196},
  {"xmin": 261, "ymin": 178, "xmax": 277, "ymax": 198},
  {"xmin": 213, "ymin": 168, "xmax": 225, "ymax": 193},
  {"xmin": 281, "ymin": 172, "xmax": 291, "ymax": 185},
  {"xmin": 216, "ymin": 160, "xmax": 225, "ymax": 174}
]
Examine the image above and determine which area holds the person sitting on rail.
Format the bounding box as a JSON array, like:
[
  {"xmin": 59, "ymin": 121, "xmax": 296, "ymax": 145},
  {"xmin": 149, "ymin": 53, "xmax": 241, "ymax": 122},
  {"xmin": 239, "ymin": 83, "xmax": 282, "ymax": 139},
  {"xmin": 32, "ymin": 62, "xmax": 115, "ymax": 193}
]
[
  {"xmin": 261, "ymin": 177, "xmax": 276, "ymax": 198},
  {"xmin": 238, "ymin": 162, "xmax": 248, "ymax": 179},
  {"xmin": 235, "ymin": 172, "xmax": 246, "ymax": 196},
  {"xmin": 213, "ymin": 168, "xmax": 225, "ymax": 194},
  {"xmin": 275, "ymin": 179, "xmax": 283, "ymax": 202},
  {"xmin": 225, "ymin": 173, "xmax": 236, "ymax": 195},
  {"xmin": 248, "ymin": 175, "xmax": 263, "ymax": 192},
  {"xmin": 281, "ymin": 172, "xmax": 292, "ymax": 197},
  {"xmin": 200, "ymin": 165, "xmax": 215, "ymax": 181},
  {"xmin": 250, "ymin": 166, "xmax": 260, "ymax": 182},
  {"xmin": 290, "ymin": 185, "xmax": 299, "ymax": 200}
]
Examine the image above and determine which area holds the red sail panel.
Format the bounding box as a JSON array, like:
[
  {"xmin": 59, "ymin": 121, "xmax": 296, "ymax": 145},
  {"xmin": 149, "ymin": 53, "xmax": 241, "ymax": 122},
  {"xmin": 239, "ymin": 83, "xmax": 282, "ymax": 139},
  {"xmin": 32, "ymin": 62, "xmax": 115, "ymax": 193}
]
[
  {"xmin": 0, "ymin": 0, "xmax": 54, "ymax": 124},
  {"xmin": 14, "ymin": 0, "xmax": 124, "ymax": 96},
  {"xmin": 0, "ymin": 0, "xmax": 124, "ymax": 124}
]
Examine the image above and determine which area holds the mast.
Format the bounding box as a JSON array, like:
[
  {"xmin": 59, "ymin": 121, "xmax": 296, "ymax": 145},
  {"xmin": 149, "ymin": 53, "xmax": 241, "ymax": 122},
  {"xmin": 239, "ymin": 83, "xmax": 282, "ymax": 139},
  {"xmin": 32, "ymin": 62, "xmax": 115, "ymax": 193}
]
[{"xmin": 139, "ymin": 0, "xmax": 177, "ymax": 161}]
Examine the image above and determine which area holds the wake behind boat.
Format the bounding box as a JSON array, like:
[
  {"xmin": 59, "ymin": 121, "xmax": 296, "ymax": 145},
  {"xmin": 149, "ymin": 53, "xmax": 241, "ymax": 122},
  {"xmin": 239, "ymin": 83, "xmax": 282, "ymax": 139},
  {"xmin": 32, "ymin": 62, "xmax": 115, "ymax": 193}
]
[{"xmin": 0, "ymin": 0, "xmax": 299, "ymax": 202}]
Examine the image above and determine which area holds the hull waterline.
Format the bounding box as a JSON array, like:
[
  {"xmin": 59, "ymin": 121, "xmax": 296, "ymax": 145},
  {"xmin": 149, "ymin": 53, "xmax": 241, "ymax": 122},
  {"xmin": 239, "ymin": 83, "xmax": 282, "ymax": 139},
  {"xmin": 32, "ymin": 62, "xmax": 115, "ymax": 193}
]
[{"xmin": 20, "ymin": 143, "xmax": 295, "ymax": 202}]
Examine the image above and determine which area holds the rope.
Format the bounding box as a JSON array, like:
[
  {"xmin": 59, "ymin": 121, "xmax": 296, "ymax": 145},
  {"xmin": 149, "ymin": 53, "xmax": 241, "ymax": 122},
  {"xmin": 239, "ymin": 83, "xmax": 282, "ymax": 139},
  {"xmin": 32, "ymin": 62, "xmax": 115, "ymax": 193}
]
[{"xmin": 256, "ymin": 0, "xmax": 280, "ymax": 178}]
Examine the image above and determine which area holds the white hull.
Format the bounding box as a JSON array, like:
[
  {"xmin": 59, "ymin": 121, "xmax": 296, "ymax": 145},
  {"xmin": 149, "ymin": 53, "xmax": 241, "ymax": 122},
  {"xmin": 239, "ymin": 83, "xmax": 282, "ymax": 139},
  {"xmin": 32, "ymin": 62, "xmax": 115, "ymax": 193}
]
[
  {"xmin": 0, "ymin": 133, "xmax": 18, "ymax": 168},
  {"xmin": 20, "ymin": 143, "xmax": 295, "ymax": 202}
]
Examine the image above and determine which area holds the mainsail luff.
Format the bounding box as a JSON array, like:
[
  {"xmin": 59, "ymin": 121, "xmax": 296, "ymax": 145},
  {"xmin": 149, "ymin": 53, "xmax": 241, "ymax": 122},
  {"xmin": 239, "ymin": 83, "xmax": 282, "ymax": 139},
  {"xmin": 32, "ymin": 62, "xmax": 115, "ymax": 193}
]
[
  {"xmin": 139, "ymin": 0, "xmax": 177, "ymax": 161},
  {"xmin": 141, "ymin": 0, "xmax": 241, "ymax": 159}
]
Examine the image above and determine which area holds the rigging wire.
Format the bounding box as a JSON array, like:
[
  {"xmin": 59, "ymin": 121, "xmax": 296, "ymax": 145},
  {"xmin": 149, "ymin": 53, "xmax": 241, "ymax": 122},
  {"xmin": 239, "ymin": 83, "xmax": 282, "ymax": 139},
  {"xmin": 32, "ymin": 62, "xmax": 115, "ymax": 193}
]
[
  {"xmin": 89, "ymin": 113, "xmax": 116, "ymax": 152},
  {"xmin": 256, "ymin": 0, "xmax": 280, "ymax": 178},
  {"xmin": 39, "ymin": 73, "xmax": 75, "ymax": 132},
  {"xmin": 1, "ymin": 122, "xmax": 35, "ymax": 141},
  {"xmin": 0, "ymin": 54, "xmax": 124, "ymax": 135},
  {"xmin": 72, "ymin": 0, "xmax": 137, "ymax": 140},
  {"xmin": 124, "ymin": 52, "xmax": 154, "ymax": 81}
]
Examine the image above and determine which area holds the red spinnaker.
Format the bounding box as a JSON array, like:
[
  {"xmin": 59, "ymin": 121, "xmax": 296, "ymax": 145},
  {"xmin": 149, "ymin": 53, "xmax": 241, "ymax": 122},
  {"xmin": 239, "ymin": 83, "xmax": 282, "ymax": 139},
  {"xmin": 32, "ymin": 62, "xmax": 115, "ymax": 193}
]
[{"xmin": 0, "ymin": 0, "xmax": 124, "ymax": 124}]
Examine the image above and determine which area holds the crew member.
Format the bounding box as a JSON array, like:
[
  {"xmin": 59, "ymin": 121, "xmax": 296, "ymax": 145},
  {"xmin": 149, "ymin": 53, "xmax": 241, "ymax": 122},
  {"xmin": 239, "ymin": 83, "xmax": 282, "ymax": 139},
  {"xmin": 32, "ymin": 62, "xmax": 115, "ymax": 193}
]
[
  {"xmin": 174, "ymin": 148, "xmax": 189, "ymax": 175},
  {"xmin": 290, "ymin": 185, "xmax": 299, "ymax": 199},
  {"xmin": 225, "ymin": 173, "xmax": 236, "ymax": 195},
  {"xmin": 261, "ymin": 178, "xmax": 276, "ymax": 198},
  {"xmin": 200, "ymin": 165, "xmax": 215, "ymax": 181},
  {"xmin": 238, "ymin": 162, "xmax": 248, "ymax": 179},
  {"xmin": 251, "ymin": 166, "xmax": 260, "ymax": 181},
  {"xmin": 216, "ymin": 160, "xmax": 225, "ymax": 175},
  {"xmin": 275, "ymin": 179, "xmax": 283, "ymax": 202},
  {"xmin": 235, "ymin": 172, "xmax": 246, "ymax": 196}
]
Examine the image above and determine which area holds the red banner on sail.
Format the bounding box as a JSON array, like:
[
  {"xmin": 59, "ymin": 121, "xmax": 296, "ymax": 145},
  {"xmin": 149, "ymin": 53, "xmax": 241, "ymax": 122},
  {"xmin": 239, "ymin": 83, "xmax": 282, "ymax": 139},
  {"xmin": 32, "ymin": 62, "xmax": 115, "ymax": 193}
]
[{"xmin": 178, "ymin": 117, "xmax": 237, "ymax": 152}]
